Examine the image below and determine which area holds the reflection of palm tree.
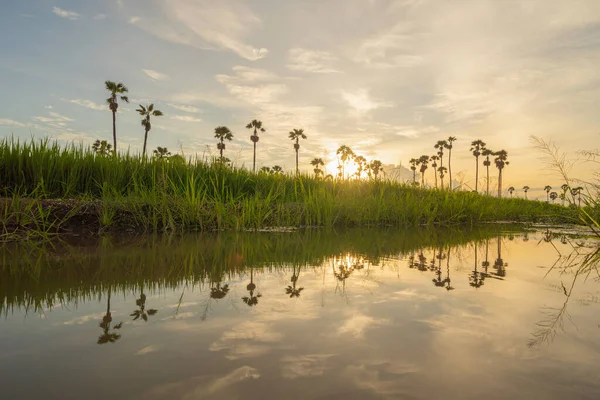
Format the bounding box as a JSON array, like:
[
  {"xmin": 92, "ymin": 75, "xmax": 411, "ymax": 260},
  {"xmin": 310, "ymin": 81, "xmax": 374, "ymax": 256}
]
[
  {"xmin": 243, "ymin": 267, "xmax": 262, "ymax": 306},
  {"xmin": 285, "ymin": 265, "xmax": 304, "ymax": 298},
  {"xmin": 432, "ymin": 248, "xmax": 446, "ymax": 288},
  {"xmin": 130, "ymin": 283, "xmax": 158, "ymax": 322},
  {"xmin": 493, "ymin": 237, "xmax": 507, "ymax": 277},
  {"xmin": 210, "ymin": 283, "xmax": 230, "ymax": 300},
  {"xmin": 444, "ymin": 246, "xmax": 454, "ymax": 291},
  {"xmin": 469, "ymin": 243, "xmax": 485, "ymax": 288},
  {"xmin": 98, "ymin": 291, "xmax": 123, "ymax": 344},
  {"xmin": 481, "ymin": 238, "xmax": 490, "ymax": 278}
]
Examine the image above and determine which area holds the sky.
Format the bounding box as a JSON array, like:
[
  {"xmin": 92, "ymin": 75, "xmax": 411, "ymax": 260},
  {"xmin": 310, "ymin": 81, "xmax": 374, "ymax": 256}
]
[{"xmin": 1, "ymin": 0, "xmax": 599, "ymax": 196}]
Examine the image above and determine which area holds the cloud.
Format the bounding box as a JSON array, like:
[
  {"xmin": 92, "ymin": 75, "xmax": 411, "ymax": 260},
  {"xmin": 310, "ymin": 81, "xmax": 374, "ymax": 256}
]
[
  {"xmin": 341, "ymin": 89, "xmax": 392, "ymax": 113},
  {"xmin": 337, "ymin": 313, "xmax": 390, "ymax": 339},
  {"xmin": 142, "ymin": 68, "xmax": 169, "ymax": 81},
  {"xmin": 52, "ymin": 7, "xmax": 80, "ymax": 20},
  {"xmin": 170, "ymin": 115, "xmax": 202, "ymax": 122},
  {"xmin": 287, "ymin": 48, "xmax": 340, "ymax": 73},
  {"xmin": 0, "ymin": 118, "xmax": 28, "ymax": 127},
  {"xmin": 168, "ymin": 104, "xmax": 201, "ymax": 113},
  {"xmin": 127, "ymin": 0, "xmax": 268, "ymax": 60},
  {"xmin": 64, "ymin": 99, "xmax": 105, "ymax": 111},
  {"xmin": 216, "ymin": 67, "xmax": 288, "ymax": 105},
  {"xmin": 93, "ymin": 14, "xmax": 108, "ymax": 20}
]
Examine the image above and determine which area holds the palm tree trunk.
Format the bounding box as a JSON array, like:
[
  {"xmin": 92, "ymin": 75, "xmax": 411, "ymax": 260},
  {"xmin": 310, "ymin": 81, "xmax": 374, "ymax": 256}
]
[
  {"xmin": 112, "ymin": 110, "xmax": 117, "ymax": 155},
  {"xmin": 220, "ymin": 139, "xmax": 224, "ymax": 159},
  {"xmin": 498, "ymin": 169, "xmax": 503, "ymax": 198},
  {"xmin": 475, "ymin": 156, "xmax": 479, "ymax": 193},
  {"xmin": 295, "ymin": 140, "xmax": 299, "ymax": 176},
  {"xmin": 433, "ymin": 169, "xmax": 437, "ymax": 188},
  {"xmin": 143, "ymin": 127, "xmax": 149, "ymax": 158},
  {"xmin": 448, "ymin": 149, "xmax": 452, "ymax": 190},
  {"xmin": 486, "ymin": 164, "xmax": 490, "ymax": 196},
  {"xmin": 421, "ymin": 171, "xmax": 425, "ymax": 187},
  {"xmin": 253, "ymin": 141, "xmax": 256, "ymax": 172}
]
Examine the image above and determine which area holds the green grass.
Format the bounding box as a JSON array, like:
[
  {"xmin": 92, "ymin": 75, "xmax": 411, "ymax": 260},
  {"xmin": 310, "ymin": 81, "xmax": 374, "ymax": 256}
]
[{"xmin": 0, "ymin": 137, "xmax": 588, "ymax": 236}]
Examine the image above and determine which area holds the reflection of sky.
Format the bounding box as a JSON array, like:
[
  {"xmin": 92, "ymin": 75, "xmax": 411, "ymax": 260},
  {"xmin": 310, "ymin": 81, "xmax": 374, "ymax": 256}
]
[{"xmin": 1, "ymin": 232, "xmax": 600, "ymax": 399}]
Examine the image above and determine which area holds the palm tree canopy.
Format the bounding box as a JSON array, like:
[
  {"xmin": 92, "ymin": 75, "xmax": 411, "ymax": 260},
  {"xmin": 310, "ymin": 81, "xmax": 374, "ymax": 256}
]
[
  {"xmin": 523, "ymin": 186, "xmax": 530, "ymax": 191},
  {"xmin": 470, "ymin": 140, "xmax": 486, "ymax": 156},
  {"xmin": 246, "ymin": 119, "xmax": 265, "ymax": 134},
  {"xmin": 105, "ymin": 81, "xmax": 129, "ymax": 107},
  {"xmin": 494, "ymin": 150, "xmax": 509, "ymax": 169},
  {"xmin": 434, "ymin": 140, "xmax": 448, "ymax": 150},
  {"xmin": 310, "ymin": 157, "xmax": 324, "ymax": 167},
  {"xmin": 544, "ymin": 185, "xmax": 552, "ymax": 192},
  {"xmin": 445, "ymin": 136, "xmax": 457, "ymax": 149},
  {"xmin": 214, "ymin": 126, "xmax": 234, "ymax": 140},
  {"xmin": 288, "ymin": 128, "xmax": 307, "ymax": 140}
]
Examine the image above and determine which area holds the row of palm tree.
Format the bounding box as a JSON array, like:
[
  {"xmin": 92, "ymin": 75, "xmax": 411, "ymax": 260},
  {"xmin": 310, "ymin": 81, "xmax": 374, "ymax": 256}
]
[{"xmin": 505, "ymin": 184, "xmax": 584, "ymax": 205}]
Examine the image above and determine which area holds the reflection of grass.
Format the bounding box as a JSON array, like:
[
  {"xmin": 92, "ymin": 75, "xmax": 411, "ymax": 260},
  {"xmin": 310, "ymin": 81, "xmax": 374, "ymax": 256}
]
[{"xmin": 0, "ymin": 225, "xmax": 523, "ymax": 314}]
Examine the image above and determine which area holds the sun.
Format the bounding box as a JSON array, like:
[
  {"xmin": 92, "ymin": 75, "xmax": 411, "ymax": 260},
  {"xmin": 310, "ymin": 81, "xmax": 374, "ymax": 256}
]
[{"xmin": 325, "ymin": 157, "xmax": 359, "ymax": 178}]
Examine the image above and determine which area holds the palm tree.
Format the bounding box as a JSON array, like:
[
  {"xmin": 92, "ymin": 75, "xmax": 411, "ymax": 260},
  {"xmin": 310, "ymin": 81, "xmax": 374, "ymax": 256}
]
[
  {"xmin": 561, "ymin": 184, "xmax": 570, "ymax": 206},
  {"xmin": 243, "ymin": 267, "xmax": 261, "ymax": 306},
  {"xmin": 260, "ymin": 166, "xmax": 271, "ymax": 174},
  {"xmin": 136, "ymin": 103, "xmax": 164, "ymax": 158},
  {"xmin": 210, "ymin": 283, "xmax": 230, "ymax": 300},
  {"xmin": 130, "ymin": 284, "xmax": 158, "ymax": 322},
  {"xmin": 445, "ymin": 136, "xmax": 457, "ymax": 190},
  {"xmin": 409, "ymin": 158, "xmax": 418, "ymax": 184},
  {"xmin": 482, "ymin": 148, "xmax": 494, "ymax": 195},
  {"xmin": 522, "ymin": 185, "xmax": 530, "ymax": 199},
  {"xmin": 493, "ymin": 237, "xmax": 507, "ymax": 278},
  {"xmin": 494, "ymin": 150, "xmax": 509, "ymax": 198},
  {"xmin": 98, "ymin": 291, "xmax": 123, "ymax": 345},
  {"xmin": 470, "ymin": 140, "xmax": 486, "ymax": 193},
  {"xmin": 354, "ymin": 155, "xmax": 366, "ymax": 179},
  {"xmin": 246, "ymin": 119, "xmax": 265, "ymax": 172},
  {"xmin": 105, "ymin": 81, "xmax": 129, "ymax": 154},
  {"xmin": 549, "ymin": 191, "xmax": 558, "ymax": 203},
  {"xmin": 214, "ymin": 126, "xmax": 234, "ymax": 162},
  {"xmin": 336, "ymin": 145, "xmax": 354, "ymax": 179},
  {"xmin": 285, "ymin": 266, "xmax": 304, "ymax": 298},
  {"xmin": 438, "ymin": 166, "xmax": 447, "ymax": 189},
  {"xmin": 469, "ymin": 243, "xmax": 485, "ymax": 288},
  {"xmin": 288, "ymin": 128, "xmax": 307, "ymax": 175},
  {"xmin": 544, "ymin": 185, "xmax": 552, "ymax": 202},
  {"xmin": 92, "ymin": 140, "xmax": 112, "ymax": 156},
  {"xmin": 434, "ymin": 140, "xmax": 447, "ymax": 182},
  {"xmin": 272, "ymin": 165, "xmax": 283, "ymax": 174},
  {"xmin": 430, "ymin": 155, "xmax": 439, "ymax": 188},
  {"xmin": 508, "ymin": 186, "xmax": 515, "ymax": 198},
  {"xmin": 369, "ymin": 160, "xmax": 383, "ymax": 179},
  {"xmin": 310, "ymin": 157, "xmax": 325, "ymax": 178},
  {"xmin": 418, "ymin": 155, "xmax": 429, "ymax": 187},
  {"xmin": 572, "ymin": 186, "xmax": 584, "ymax": 207},
  {"xmin": 153, "ymin": 146, "xmax": 171, "ymax": 159}
]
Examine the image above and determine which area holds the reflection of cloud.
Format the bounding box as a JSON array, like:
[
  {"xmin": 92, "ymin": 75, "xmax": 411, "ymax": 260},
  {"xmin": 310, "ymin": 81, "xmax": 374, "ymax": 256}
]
[
  {"xmin": 135, "ymin": 345, "xmax": 158, "ymax": 355},
  {"xmin": 338, "ymin": 313, "xmax": 390, "ymax": 339},
  {"xmin": 62, "ymin": 312, "xmax": 106, "ymax": 325},
  {"xmin": 210, "ymin": 320, "xmax": 282, "ymax": 360},
  {"xmin": 343, "ymin": 362, "xmax": 419, "ymax": 397},
  {"xmin": 281, "ymin": 354, "xmax": 334, "ymax": 379}
]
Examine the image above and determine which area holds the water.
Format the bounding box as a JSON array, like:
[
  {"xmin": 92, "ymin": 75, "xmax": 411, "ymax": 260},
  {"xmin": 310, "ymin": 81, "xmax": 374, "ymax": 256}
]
[{"xmin": 1, "ymin": 226, "xmax": 599, "ymax": 400}]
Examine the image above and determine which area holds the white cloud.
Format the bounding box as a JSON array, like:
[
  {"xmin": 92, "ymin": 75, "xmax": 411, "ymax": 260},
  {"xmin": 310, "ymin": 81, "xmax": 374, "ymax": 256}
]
[
  {"xmin": 341, "ymin": 89, "xmax": 392, "ymax": 113},
  {"xmin": 129, "ymin": 16, "xmax": 141, "ymax": 24},
  {"xmin": 142, "ymin": 68, "xmax": 169, "ymax": 81},
  {"xmin": 64, "ymin": 99, "xmax": 105, "ymax": 111},
  {"xmin": 128, "ymin": 0, "xmax": 268, "ymax": 60},
  {"xmin": 0, "ymin": 118, "xmax": 27, "ymax": 127},
  {"xmin": 170, "ymin": 115, "xmax": 202, "ymax": 122},
  {"xmin": 337, "ymin": 313, "xmax": 390, "ymax": 339},
  {"xmin": 168, "ymin": 104, "xmax": 201, "ymax": 113},
  {"xmin": 288, "ymin": 48, "xmax": 339, "ymax": 73},
  {"xmin": 52, "ymin": 7, "xmax": 80, "ymax": 20},
  {"xmin": 93, "ymin": 14, "xmax": 108, "ymax": 20}
]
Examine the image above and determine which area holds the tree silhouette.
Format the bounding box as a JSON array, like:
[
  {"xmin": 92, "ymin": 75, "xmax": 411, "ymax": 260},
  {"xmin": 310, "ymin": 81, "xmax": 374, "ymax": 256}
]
[
  {"xmin": 470, "ymin": 140, "xmax": 486, "ymax": 193},
  {"xmin": 522, "ymin": 185, "xmax": 530, "ymax": 199},
  {"xmin": 105, "ymin": 81, "xmax": 129, "ymax": 154},
  {"xmin": 482, "ymin": 148, "xmax": 494, "ymax": 196},
  {"xmin": 130, "ymin": 283, "xmax": 158, "ymax": 322},
  {"xmin": 561, "ymin": 184, "xmax": 569, "ymax": 206},
  {"xmin": 271, "ymin": 165, "xmax": 283, "ymax": 174},
  {"xmin": 438, "ymin": 166, "xmax": 447, "ymax": 189},
  {"xmin": 369, "ymin": 160, "xmax": 383, "ymax": 179},
  {"xmin": 246, "ymin": 119, "xmax": 265, "ymax": 173},
  {"xmin": 92, "ymin": 140, "xmax": 112, "ymax": 156},
  {"xmin": 418, "ymin": 155, "xmax": 429, "ymax": 187},
  {"xmin": 549, "ymin": 191, "xmax": 558, "ymax": 203},
  {"xmin": 544, "ymin": 185, "xmax": 552, "ymax": 202},
  {"xmin": 469, "ymin": 243, "xmax": 485, "ymax": 288},
  {"xmin": 571, "ymin": 186, "xmax": 584, "ymax": 207},
  {"xmin": 434, "ymin": 140, "xmax": 447, "ymax": 188},
  {"xmin": 354, "ymin": 155, "xmax": 367, "ymax": 179},
  {"xmin": 210, "ymin": 283, "xmax": 230, "ymax": 300},
  {"xmin": 285, "ymin": 266, "xmax": 304, "ymax": 298},
  {"xmin": 494, "ymin": 150, "xmax": 509, "ymax": 198},
  {"xmin": 508, "ymin": 186, "xmax": 515, "ymax": 198},
  {"xmin": 336, "ymin": 145, "xmax": 354, "ymax": 180},
  {"xmin": 289, "ymin": 128, "xmax": 307, "ymax": 175},
  {"xmin": 136, "ymin": 103, "xmax": 164, "ymax": 158},
  {"xmin": 98, "ymin": 291, "xmax": 123, "ymax": 344},
  {"xmin": 310, "ymin": 157, "xmax": 325, "ymax": 178},
  {"xmin": 243, "ymin": 267, "xmax": 261, "ymax": 306},
  {"xmin": 432, "ymin": 248, "xmax": 446, "ymax": 288},
  {"xmin": 430, "ymin": 155, "xmax": 439, "ymax": 188},
  {"xmin": 409, "ymin": 158, "xmax": 418, "ymax": 184},
  {"xmin": 153, "ymin": 146, "xmax": 171, "ymax": 159},
  {"xmin": 493, "ymin": 236, "xmax": 507, "ymax": 278},
  {"xmin": 445, "ymin": 136, "xmax": 457, "ymax": 190},
  {"xmin": 214, "ymin": 126, "xmax": 234, "ymax": 162}
]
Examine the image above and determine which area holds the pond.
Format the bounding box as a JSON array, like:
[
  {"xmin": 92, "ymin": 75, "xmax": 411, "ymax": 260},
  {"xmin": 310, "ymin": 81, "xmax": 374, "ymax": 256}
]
[{"xmin": 1, "ymin": 226, "xmax": 599, "ymax": 400}]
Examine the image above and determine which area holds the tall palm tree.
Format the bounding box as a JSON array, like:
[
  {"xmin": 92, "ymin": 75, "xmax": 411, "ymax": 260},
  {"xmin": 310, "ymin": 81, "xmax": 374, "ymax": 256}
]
[
  {"xmin": 494, "ymin": 150, "xmax": 509, "ymax": 198},
  {"xmin": 136, "ymin": 103, "xmax": 164, "ymax": 158},
  {"xmin": 288, "ymin": 128, "xmax": 307, "ymax": 175},
  {"xmin": 438, "ymin": 166, "xmax": 447, "ymax": 189},
  {"xmin": 549, "ymin": 191, "xmax": 558, "ymax": 203},
  {"xmin": 430, "ymin": 155, "xmax": 439, "ymax": 188},
  {"xmin": 105, "ymin": 81, "xmax": 129, "ymax": 154},
  {"xmin": 572, "ymin": 186, "xmax": 584, "ymax": 207},
  {"xmin": 544, "ymin": 185, "xmax": 552, "ymax": 202},
  {"xmin": 522, "ymin": 186, "xmax": 530, "ymax": 199},
  {"xmin": 246, "ymin": 119, "xmax": 265, "ymax": 172},
  {"xmin": 418, "ymin": 155, "xmax": 429, "ymax": 187},
  {"xmin": 470, "ymin": 140, "xmax": 486, "ymax": 193},
  {"xmin": 214, "ymin": 126, "xmax": 234, "ymax": 162},
  {"xmin": 354, "ymin": 155, "xmax": 366, "ymax": 179},
  {"xmin": 310, "ymin": 157, "xmax": 325, "ymax": 178},
  {"xmin": 336, "ymin": 145, "xmax": 354, "ymax": 180},
  {"xmin": 369, "ymin": 160, "xmax": 383, "ymax": 179},
  {"xmin": 445, "ymin": 136, "xmax": 457, "ymax": 190},
  {"xmin": 482, "ymin": 148, "xmax": 494, "ymax": 195},
  {"xmin": 508, "ymin": 186, "xmax": 515, "ymax": 198},
  {"xmin": 409, "ymin": 158, "xmax": 418, "ymax": 184},
  {"xmin": 561, "ymin": 184, "xmax": 570, "ymax": 206},
  {"xmin": 434, "ymin": 140, "xmax": 447, "ymax": 189}
]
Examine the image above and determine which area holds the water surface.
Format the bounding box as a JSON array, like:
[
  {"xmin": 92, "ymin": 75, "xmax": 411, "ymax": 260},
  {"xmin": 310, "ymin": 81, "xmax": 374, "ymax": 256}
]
[{"xmin": 1, "ymin": 226, "xmax": 599, "ymax": 399}]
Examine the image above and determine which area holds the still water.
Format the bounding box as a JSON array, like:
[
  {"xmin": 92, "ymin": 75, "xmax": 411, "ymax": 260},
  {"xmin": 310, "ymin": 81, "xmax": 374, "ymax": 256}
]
[{"xmin": 1, "ymin": 226, "xmax": 599, "ymax": 400}]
